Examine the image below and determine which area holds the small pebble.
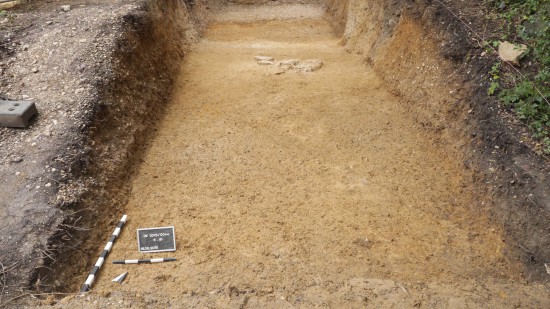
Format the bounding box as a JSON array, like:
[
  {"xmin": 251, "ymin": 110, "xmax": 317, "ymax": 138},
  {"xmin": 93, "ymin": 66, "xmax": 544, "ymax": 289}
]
[
  {"xmin": 254, "ymin": 56, "xmax": 274, "ymax": 61},
  {"xmin": 257, "ymin": 60, "xmax": 274, "ymax": 65}
]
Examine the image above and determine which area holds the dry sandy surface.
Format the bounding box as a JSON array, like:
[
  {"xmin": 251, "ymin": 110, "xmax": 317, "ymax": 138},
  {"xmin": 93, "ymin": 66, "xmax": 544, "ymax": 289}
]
[{"xmin": 36, "ymin": 5, "xmax": 550, "ymax": 308}]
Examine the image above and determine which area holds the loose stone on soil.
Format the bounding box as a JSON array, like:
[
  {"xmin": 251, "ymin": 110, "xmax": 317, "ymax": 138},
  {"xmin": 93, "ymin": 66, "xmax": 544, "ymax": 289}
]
[
  {"xmin": 270, "ymin": 59, "xmax": 323, "ymax": 74},
  {"xmin": 257, "ymin": 60, "xmax": 273, "ymax": 65},
  {"xmin": 498, "ymin": 41, "xmax": 528, "ymax": 66},
  {"xmin": 279, "ymin": 59, "xmax": 300, "ymax": 66},
  {"xmin": 61, "ymin": 5, "xmax": 71, "ymax": 12},
  {"xmin": 296, "ymin": 59, "xmax": 323, "ymax": 72},
  {"xmin": 254, "ymin": 56, "xmax": 274, "ymax": 61}
]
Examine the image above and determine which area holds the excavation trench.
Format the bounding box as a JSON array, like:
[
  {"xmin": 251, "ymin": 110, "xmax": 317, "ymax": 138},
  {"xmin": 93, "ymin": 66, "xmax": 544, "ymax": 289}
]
[
  {"xmin": 92, "ymin": 8, "xmax": 519, "ymax": 289},
  {"xmin": 39, "ymin": 1, "xmax": 550, "ymax": 307}
]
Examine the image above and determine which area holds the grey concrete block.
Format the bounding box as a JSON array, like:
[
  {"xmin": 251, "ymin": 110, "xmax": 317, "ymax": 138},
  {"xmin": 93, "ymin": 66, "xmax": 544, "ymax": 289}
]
[{"xmin": 0, "ymin": 100, "xmax": 38, "ymax": 128}]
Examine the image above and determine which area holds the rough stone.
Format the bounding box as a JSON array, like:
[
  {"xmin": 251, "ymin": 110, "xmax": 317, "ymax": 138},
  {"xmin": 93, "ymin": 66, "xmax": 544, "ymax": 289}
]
[
  {"xmin": 272, "ymin": 59, "xmax": 323, "ymax": 73},
  {"xmin": 11, "ymin": 157, "xmax": 23, "ymax": 163},
  {"xmin": 254, "ymin": 56, "xmax": 274, "ymax": 61},
  {"xmin": 296, "ymin": 59, "xmax": 323, "ymax": 72},
  {"xmin": 498, "ymin": 41, "xmax": 528, "ymax": 66},
  {"xmin": 61, "ymin": 5, "xmax": 71, "ymax": 12},
  {"xmin": 0, "ymin": 1, "xmax": 19, "ymax": 10},
  {"xmin": 257, "ymin": 60, "xmax": 274, "ymax": 65}
]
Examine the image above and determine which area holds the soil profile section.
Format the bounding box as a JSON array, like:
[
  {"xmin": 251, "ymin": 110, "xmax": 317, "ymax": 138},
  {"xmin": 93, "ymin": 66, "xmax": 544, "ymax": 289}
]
[
  {"xmin": 31, "ymin": 0, "xmax": 206, "ymax": 293},
  {"xmin": 327, "ymin": 0, "xmax": 550, "ymax": 279},
  {"xmin": 90, "ymin": 12, "xmax": 522, "ymax": 301}
]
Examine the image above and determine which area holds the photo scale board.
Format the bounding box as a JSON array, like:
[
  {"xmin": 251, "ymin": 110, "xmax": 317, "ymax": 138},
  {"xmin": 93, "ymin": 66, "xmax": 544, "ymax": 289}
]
[{"xmin": 137, "ymin": 226, "xmax": 176, "ymax": 253}]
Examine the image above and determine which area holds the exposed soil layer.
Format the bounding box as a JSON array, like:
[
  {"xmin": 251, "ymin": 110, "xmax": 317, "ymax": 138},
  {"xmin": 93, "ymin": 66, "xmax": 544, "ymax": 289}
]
[
  {"xmin": 0, "ymin": 0, "xmax": 548, "ymax": 308},
  {"xmin": 43, "ymin": 4, "xmax": 549, "ymax": 308},
  {"xmin": 326, "ymin": 0, "xmax": 550, "ymax": 281}
]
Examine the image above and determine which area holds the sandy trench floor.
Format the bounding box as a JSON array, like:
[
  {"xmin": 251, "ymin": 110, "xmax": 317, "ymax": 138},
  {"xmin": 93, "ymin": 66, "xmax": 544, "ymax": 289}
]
[{"xmin": 86, "ymin": 6, "xmax": 527, "ymax": 302}]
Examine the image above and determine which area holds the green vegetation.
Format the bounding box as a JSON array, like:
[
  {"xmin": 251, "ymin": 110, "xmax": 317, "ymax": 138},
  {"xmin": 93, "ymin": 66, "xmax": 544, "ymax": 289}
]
[
  {"xmin": 0, "ymin": 9, "xmax": 16, "ymax": 27},
  {"xmin": 487, "ymin": 0, "xmax": 550, "ymax": 154}
]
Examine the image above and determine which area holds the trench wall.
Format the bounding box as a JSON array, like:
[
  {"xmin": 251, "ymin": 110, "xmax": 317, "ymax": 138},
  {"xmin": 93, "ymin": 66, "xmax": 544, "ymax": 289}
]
[
  {"xmin": 35, "ymin": 0, "xmax": 207, "ymax": 292},
  {"xmin": 326, "ymin": 0, "xmax": 550, "ymax": 281}
]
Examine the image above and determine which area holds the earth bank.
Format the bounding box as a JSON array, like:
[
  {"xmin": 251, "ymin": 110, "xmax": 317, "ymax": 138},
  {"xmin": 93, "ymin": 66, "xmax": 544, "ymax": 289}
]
[
  {"xmin": 0, "ymin": 0, "xmax": 206, "ymax": 305},
  {"xmin": 326, "ymin": 0, "xmax": 550, "ymax": 282}
]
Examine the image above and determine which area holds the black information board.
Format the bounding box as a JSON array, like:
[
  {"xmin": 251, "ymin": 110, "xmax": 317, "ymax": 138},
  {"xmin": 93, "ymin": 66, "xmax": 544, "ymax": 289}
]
[{"xmin": 137, "ymin": 226, "xmax": 176, "ymax": 253}]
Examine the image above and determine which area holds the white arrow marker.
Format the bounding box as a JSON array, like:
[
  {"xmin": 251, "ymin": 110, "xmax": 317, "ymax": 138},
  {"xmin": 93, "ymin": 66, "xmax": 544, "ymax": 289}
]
[{"xmin": 112, "ymin": 272, "xmax": 128, "ymax": 284}]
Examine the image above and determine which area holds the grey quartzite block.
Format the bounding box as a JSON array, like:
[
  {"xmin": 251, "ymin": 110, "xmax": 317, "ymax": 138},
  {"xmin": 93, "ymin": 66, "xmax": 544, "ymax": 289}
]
[{"xmin": 0, "ymin": 99, "xmax": 38, "ymax": 128}]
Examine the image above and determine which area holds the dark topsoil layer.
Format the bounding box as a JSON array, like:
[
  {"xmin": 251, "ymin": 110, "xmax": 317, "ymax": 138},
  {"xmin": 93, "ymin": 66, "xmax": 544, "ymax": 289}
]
[
  {"xmin": 412, "ymin": 0, "xmax": 550, "ymax": 281},
  {"xmin": 0, "ymin": 0, "xmax": 548, "ymax": 306}
]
